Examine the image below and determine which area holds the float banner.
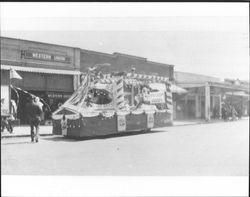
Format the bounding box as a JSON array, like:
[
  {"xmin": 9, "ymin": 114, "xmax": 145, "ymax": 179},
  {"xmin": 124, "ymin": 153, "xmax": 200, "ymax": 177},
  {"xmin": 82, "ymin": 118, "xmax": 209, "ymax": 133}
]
[
  {"xmin": 144, "ymin": 92, "xmax": 165, "ymax": 104},
  {"xmin": 117, "ymin": 115, "xmax": 126, "ymax": 132},
  {"xmin": 147, "ymin": 113, "xmax": 154, "ymax": 128}
]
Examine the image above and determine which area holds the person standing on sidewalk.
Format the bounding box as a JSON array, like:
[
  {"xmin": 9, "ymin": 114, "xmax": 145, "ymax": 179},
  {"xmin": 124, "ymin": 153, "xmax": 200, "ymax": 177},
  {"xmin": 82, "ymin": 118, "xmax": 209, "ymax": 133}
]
[{"xmin": 25, "ymin": 96, "xmax": 43, "ymax": 143}]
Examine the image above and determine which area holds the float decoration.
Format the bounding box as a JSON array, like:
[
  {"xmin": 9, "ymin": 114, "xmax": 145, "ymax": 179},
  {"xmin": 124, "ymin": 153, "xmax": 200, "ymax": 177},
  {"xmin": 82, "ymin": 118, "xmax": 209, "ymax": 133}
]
[{"xmin": 52, "ymin": 66, "xmax": 173, "ymax": 137}]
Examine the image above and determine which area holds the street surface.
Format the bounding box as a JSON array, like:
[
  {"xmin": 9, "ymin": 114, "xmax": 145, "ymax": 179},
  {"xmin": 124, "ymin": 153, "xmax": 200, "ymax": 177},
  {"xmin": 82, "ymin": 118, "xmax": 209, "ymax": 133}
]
[{"xmin": 1, "ymin": 119, "xmax": 249, "ymax": 176}]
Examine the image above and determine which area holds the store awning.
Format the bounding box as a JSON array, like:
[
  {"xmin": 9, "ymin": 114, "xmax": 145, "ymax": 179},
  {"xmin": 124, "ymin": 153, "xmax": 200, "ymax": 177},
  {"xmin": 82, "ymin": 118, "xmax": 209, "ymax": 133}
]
[
  {"xmin": 226, "ymin": 91, "xmax": 249, "ymax": 98},
  {"xmin": 1, "ymin": 65, "xmax": 81, "ymax": 75},
  {"xmin": 171, "ymin": 84, "xmax": 188, "ymax": 94}
]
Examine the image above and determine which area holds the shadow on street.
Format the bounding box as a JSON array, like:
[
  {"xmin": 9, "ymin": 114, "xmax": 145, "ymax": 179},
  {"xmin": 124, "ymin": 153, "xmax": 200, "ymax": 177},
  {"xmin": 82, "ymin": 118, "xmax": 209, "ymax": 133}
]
[
  {"xmin": 1, "ymin": 141, "xmax": 33, "ymax": 145},
  {"xmin": 43, "ymin": 129, "xmax": 168, "ymax": 142}
]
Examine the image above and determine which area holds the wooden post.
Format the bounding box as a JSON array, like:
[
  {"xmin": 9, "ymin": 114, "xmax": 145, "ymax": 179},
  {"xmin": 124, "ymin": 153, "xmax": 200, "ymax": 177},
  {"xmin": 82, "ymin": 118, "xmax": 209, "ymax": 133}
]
[
  {"xmin": 9, "ymin": 69, "xmax": 12, "ymax": 114},
  {"xmin": 195, "ymin": 95, "xmax": 200, "ymax": 118},
  {"xmin": 218, "ymin": 94, "xmax": 222, "ymax": 119},
  {"xmin": 173, "ymin": 101, "xmax": 177, "ymax": 120},
  {"xmin": 184, "ymin": 94, "xmax": 188, "ymax": 118},
  {"xmin": 205, "ymin": 82, "xmax": 210, "ymax": 121}
]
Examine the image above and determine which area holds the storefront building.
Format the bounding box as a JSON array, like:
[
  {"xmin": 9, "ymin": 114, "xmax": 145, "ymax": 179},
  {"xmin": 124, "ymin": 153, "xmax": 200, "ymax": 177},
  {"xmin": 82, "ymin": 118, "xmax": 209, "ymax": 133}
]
[
  {"xmin": 1, "ymin": 37, "xmax": 81, "ymax": 124},
  {"xmin": 80, "ymin": 50, "xmax": 174, "ymax": 80},
  {"xmin": 174, "ymin": 71, "xmax": 249, "ymax": 120},
  {"xmin": 1, "ymin": 36, "xmax": 174, "ymax": 124}
]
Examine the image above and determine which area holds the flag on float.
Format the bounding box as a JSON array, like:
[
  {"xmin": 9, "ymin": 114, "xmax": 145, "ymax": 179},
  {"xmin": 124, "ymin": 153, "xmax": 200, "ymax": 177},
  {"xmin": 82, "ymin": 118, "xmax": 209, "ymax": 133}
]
[{"xmin": 10, "ymin": 68, "xmax": 22, "ymax": 80}]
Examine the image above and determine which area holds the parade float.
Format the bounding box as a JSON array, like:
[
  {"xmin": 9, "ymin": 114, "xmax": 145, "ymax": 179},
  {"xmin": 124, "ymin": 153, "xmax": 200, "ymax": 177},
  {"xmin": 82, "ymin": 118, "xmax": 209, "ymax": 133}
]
[{"xmin": 52, "ymin": 67, "xmax": 173, "ymax": 138}]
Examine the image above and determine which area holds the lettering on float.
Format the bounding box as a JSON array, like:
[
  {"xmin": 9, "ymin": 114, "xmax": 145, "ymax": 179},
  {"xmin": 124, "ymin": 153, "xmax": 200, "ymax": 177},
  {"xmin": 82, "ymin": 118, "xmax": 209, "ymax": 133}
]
[{"xmin": 21, "ymin": 50, "xmax": 71, "ymax": 63}]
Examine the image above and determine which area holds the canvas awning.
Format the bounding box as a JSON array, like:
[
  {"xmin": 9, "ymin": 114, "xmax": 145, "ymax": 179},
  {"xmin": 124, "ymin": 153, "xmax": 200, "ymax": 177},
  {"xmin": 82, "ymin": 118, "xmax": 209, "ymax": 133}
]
[
  {"xmin": 170, "ymin": 84, "xmax": 188, "ymax": 94},
  {"xmin": 1, "ymin": 65, "xmax": 81, "ymax": 75},
  {"xmin": 226, "ymin": 91, "xmax": 249, "ymax": 98}
]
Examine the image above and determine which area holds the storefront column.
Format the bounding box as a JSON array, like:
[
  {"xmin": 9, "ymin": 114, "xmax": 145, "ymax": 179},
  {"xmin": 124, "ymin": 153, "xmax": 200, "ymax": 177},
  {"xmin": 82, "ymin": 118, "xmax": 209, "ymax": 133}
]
[
  {"xmin": 195, "ymin": 95, "xmax": 201, "ymax": 118},
  {"xmin": 173, "ymin": 101, "xmax": 177, "ymax": 119},
  {"xmin": 241, "ymin": 96, "xmax": 245, "ymax": 116},
  {"xmin": 184, "ymin": 95, "xmax": 188, "ymax": 118},
  {"xmin": 218, "ymin": 94, "xmax": 222, "ymax": 119},
  {"xmin": 205, "ymin": 82, "xmax": 210, "ymax": 121},
  {"xmin": 73, "ymin": 74, "xmax": 80, "ymax": 91}
]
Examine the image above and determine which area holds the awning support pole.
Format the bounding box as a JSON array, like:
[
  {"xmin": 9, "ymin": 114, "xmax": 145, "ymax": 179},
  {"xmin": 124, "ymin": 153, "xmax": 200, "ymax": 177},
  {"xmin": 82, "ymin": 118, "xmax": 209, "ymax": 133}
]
[
  {"xmin": 205, "ymin": 82, "xmax": 210, "ymax": 121},
  {"xmin": 218, "ymin": 94, "xmax": 222, "ymax": 119}
]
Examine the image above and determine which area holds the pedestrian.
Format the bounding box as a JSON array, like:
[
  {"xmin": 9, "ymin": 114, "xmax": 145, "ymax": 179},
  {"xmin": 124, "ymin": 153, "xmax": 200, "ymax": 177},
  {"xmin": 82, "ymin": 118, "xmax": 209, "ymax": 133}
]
[
  {"xmin": 58, "ymin": 102, "xmax": 63, "ymax": 108},
  {"xmin": 231, "ymin": 106, "xmax": 238, "ymax": 121},
  {"xmin": 61, "ymin": 114, "xmax": 68, "ymax": 136},
  {"xmin": 221, "ymin": 104, "xmax": 227, "ymax": 121},
  {"xmin": 25, "ymin": 95, "xmax": 43, "ymax": 143},
  {"xmin": 1, "ymin": 116, "xmax": 13, "ymax": 133},
  {"xmin": 10, "ymin": 99, "xmax": 17, "ymax": 119},
  {"xmin": 1, "ymin": 98, "xmax": 14, "ymax": 133}
]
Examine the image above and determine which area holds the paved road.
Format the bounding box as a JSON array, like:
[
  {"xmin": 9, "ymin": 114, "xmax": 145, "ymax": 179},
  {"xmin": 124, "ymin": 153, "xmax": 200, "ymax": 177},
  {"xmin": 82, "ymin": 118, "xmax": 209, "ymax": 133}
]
[{"xmin": 1, "ymin": 120, "xmax": 249, "ymax": 176}]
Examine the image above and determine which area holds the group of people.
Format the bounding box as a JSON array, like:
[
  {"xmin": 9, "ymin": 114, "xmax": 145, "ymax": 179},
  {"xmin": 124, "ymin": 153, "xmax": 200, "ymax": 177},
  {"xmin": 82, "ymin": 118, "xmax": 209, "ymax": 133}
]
[
  {"xmin": 221, "ymin": 103, "xmax": 240, "ymax": 121},
  {"xmin": 1, "ymin": 99, "xmax": 17, "ymax": 134},
  {"xmin": 1, "ymin": 95, "xmax": 44, "ymax": 143}
]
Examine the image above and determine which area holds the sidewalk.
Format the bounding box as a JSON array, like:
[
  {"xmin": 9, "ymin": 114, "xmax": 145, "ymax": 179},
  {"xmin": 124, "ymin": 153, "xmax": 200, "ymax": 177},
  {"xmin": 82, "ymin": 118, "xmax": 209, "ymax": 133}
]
[
  {"xmin": 174, "ymin": 116, "xmax": 249, "ymax": 127},
  {"xmin": 1, "ymin": 117, "xmax": 248, "ymax": 138},
  {"xmin": 1, "ymin": 125, "xmax": 53, "ymax": 138}
]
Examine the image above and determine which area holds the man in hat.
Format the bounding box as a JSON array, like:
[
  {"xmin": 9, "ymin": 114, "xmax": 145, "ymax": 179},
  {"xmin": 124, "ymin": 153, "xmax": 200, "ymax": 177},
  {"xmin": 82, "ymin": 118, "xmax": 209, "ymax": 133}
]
[{"xmin": 25, "ymin": 95, "xmax": 43, "ymax": 143}]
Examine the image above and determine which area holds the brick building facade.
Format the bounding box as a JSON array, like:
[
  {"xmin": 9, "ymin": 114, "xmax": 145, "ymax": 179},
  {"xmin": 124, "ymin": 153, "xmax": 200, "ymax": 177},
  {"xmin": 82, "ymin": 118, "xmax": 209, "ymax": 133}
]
[
  {"xmin": 80, "ymin": 50, "xmax": 174, "ymax": 80},
  {"xmin": 1, "ymin": 37, "xmax": 81, "ymax": 123},
  {"xmin": 1, "ymin": 36, "xmax": 174, "ymax": 124}
]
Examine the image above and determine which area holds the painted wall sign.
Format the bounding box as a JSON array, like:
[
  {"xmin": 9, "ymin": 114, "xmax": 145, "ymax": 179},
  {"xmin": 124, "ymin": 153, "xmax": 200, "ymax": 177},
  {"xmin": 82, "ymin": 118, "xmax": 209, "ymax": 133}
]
[
  {"xmin": 21, "ymin": 50, "xmax": 71, "ymax": 63},
  {"xmin": 117, "ymin": 115, "xmax": 126, "ymax": 132},
  {"xmin": 1, "ymin": 85, "xmax": 10, "ymax": 114},
  {"xmin": 147, "ymin": 113, "xmax": 154, "ymax": 128}
]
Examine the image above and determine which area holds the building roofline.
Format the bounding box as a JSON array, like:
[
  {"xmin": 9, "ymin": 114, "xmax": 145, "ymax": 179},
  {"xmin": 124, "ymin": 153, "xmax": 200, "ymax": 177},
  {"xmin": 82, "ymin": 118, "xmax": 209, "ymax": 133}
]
[
  {"xmin": 178, "ymin": 81, "xmax": 249, "ymax": 93},
  {"xmin": 113, "ymin": 53, "xmax": 174, "ymax": 68},
  {"xmin": 147, "ymin": 60, "xmax": 174, "ymax": 68},
  {"xmin": 113, "ymin": 52, "xmax": 147, "ymax": 61},
  {"xmin": 81, "ymin": 49, "xmax": 115, "ymax": 58},
  {"xmin": 175, "ymin": 71, "xmax": 220, "ymax": 80},
  {"xmin": 1, "ymin": 36, "xmax": 175, "ymax": 68},
  {"xmin": 0, "ymin": 36, "xmax": 81, "ymax": 50}
]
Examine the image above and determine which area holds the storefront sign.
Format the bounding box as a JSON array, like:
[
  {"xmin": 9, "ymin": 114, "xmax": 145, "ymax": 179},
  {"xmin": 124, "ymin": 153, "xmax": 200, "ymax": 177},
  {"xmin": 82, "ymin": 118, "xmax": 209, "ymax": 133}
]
[
  {"xmin": 1, "ymin": 85, "xmax": 10, "ymax": 114},
  {"xmin": 21, "ymin": 50, "xmax": 71, "ymax": 63},
  {"xmin": 147, "ymin": 113, "xmax": 154, "ymax": 128},
  {"xmin": 48, "ymin": 92, "xmax": 72, "ymax": 99},
  {"xmin": 144, "ymin": 92, "xmax": 165, "ymax": 104},
  {"xmin": 117, "ymin": 115, "xmax": 126, "ymax": 132}
]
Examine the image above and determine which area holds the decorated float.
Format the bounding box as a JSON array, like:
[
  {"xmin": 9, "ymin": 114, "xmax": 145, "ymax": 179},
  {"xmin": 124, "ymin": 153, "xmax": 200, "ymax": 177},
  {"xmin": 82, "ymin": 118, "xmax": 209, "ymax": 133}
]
[{"xmin": 52, "ymin": 68, "xmax": 173, "ymax": 138}]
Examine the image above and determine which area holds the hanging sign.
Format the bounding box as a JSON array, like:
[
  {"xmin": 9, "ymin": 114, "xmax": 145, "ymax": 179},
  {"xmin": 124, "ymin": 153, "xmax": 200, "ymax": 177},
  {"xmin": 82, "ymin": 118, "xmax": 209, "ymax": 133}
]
[
  {"xmin": 21, "ymin": 50, "xmax": 71, "ymax": 63},
  {"xmin": 117, "ymin": 115, "xmax": 126, "ymax": 132},
  {"xmin": 147, "ymin": 113, "xmax": 154, "ymax": 128},
  {"xmin": 61, "ymin": 117, "xmax": 68, "ymax": 136}
]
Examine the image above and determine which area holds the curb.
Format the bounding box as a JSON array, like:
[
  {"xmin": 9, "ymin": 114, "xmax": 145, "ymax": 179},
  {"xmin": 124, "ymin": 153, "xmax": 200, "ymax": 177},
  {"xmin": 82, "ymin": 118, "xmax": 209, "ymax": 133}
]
[
  {"xmin": 172, "ymin": 118, "xmax": 249, "ymax": 127},
  {"xmin": 1, "ymin": 118, "xmax": 248, "ymax": 139},
  {"xmin": 1, "ymin": 133, "xmax": 53, "ymax": 139},
  {"xmin": 173, "ymin": 122, "xmax": 203, "ymax": 127}
]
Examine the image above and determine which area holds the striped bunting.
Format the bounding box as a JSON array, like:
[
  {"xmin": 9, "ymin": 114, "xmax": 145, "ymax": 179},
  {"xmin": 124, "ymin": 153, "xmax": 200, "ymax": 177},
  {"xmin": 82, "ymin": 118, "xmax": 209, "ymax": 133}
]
[
  {"xmin": 115, "ymin": 77, "xmax": 125, "ymax": 110},
  {"xmin": 165, "ymin": 84, "xmax": 173, "ymax": 114},
  {"xmin": 102, "ymin": 73, "xmax": 170, "ymax": 84}
]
